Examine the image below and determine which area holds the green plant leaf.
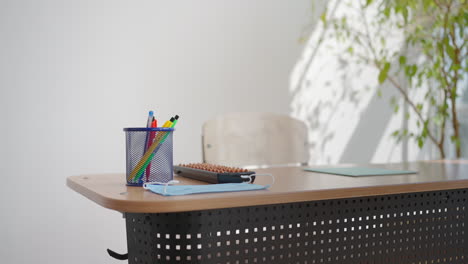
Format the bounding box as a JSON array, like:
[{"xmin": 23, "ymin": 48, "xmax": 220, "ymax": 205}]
[
  {"xmin": 450, "ymin": 135, "xmax": 461, "ymax": 148},
  {"xmin": 399, "ymin": 55, "xmax": 406, "ymax": 65},
  {"xmin": 383, "ymin": 7, "xmax": 390, "ymax": 18},
  {"xmin": 422, "ymin": 0, "xmax": 432, "ymax": 10},
  {"xmin": 452, "ymin": 88, "xmax": 458, "ymax": 97},
  {"xmin": 417, "ymin": 137, "xmax": 424, "ymax": 148},
  {"xmin": 402, "ymin": 129, "xmax": 408, "ymax": 136},
  {"xmin": 421, "ymin": 127, "xmax": 428, "ymax": 138},
  {"xmin": 416, "ymin": 103, "xmax": 423, "ymax": 112},
  {"xmin": 320, "ymin": 12, "xmax": 327, "ymax": 25},
  {"xmin": 446, "ymin": 45, "xmax": 456, "ymax": 60},
  {"xmin": 378, "ymin": 62, "xmax": 391, "ymax": 84},
  {"xmin": 405, "ymin": 64, "xmax": 417, "ymax": 78},
  {"xmin": 451, "ymin": 63, "xmax": 461, "ymax": 72}
]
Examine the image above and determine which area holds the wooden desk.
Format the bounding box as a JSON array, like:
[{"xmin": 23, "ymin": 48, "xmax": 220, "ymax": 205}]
[{"xmin": 68, "ymin": 161, "xmax": 468, "ymax": 263}]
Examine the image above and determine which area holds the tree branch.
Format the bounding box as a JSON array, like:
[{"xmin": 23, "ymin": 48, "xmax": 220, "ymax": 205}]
[
  {"xmin": 359, "ymin": 1, "xmax": 440, "ymax": 151},
  {"xmin": 438, "ymin": 89, "xmax": 448, "ymax": 158},
  {"xmin": 383, "ymin": 72, "xmax": 440, "ymax": 148},
  {"xmin": 448, "ymin": 18, "xmax": 462, "ymax": 157}
]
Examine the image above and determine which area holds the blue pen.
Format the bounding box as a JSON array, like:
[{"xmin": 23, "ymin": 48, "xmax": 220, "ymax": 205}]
[
  {"xmin": 143, "ymin": 111, "xmax": 154, "ymax": 156},
  {"xmin": 140, "ymin": 110, "xmax": 154, "ymax": 184},
  {"xmin": 146, "ymin": 110, "xmax": 154, "ymax": 128}
]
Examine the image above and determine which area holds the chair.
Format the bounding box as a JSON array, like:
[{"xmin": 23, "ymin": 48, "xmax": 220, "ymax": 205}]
[{"xmin": 202, "ymin": 112, "xmax": 309, "ymax": 168}]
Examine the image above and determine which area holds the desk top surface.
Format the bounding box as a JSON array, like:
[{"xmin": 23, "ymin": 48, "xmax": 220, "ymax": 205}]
[{"xmin": 67, "ymin": 160, "xmax": 468, "ymax": 213}]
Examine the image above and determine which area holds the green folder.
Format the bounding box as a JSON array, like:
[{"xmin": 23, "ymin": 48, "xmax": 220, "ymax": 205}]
[{"xmin": 304, "ymin": 167, "xmax": 417, "ymax": 177}]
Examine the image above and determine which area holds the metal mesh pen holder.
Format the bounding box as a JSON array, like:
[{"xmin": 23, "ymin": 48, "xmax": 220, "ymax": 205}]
[{"xmin": 124, "ymin": 127, "xmax": 174, "ymax": 186}]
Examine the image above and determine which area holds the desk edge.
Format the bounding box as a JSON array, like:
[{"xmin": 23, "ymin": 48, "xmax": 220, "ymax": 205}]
[{"xmin": 67, "ymin": 176, "xmax": 468, "ymax": 213}]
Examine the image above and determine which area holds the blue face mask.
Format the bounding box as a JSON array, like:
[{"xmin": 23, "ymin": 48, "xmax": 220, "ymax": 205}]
[{"xmin": 143, "ymin": 174, "xmax": 274, "ymax": 196}]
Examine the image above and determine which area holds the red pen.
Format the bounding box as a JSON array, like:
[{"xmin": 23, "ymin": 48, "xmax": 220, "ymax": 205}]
[{"xmin": 145, "ymin": 117, "xmax": 157, "ymax": 181}]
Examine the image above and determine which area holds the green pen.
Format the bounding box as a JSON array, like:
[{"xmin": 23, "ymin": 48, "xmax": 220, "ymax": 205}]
[{"xmin": 133, "ymin": 115, "xmax": 179, "ymax": 182}]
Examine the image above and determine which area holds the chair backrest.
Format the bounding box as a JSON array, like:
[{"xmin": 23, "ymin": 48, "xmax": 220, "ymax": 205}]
[{"xmin": 202, "ymin": 112, "xmax": 309, "ymax": 168}]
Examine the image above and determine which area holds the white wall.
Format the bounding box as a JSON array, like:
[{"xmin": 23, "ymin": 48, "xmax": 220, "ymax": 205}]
[{"xmin": 0, "ymin": 0, "xmax": 311, "ymax": 263}]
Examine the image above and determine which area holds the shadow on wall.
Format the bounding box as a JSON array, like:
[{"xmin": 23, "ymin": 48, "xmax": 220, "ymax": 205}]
[{"xmin": 289, "ymin": 0, "xmax": 432, "ymax": 164}]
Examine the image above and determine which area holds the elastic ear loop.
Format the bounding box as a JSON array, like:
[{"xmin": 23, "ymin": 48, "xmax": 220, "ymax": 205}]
[
  {"xmin": 241, "ymin": 173, "xmax": 275, "ymax": 187},
  {"xmin": 143, "ymin": 180, "xmax": 180, "ymax": 194}
]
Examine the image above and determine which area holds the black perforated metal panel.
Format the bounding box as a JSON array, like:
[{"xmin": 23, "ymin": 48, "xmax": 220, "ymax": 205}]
[{"xmin": 125, "ymin": 189, "xmax": 468, "ymax": 263}]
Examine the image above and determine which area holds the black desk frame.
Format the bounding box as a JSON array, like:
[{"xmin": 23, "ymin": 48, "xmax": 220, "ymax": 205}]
[{"xmin": 125, "ymin": 188, "xmax": 468, "ymax": 263}]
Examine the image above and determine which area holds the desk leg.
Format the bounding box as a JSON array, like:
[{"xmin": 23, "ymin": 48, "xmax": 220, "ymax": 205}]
[{"xmin": 125, "ymin": 189, "xmax": 468, "ymax": 263}]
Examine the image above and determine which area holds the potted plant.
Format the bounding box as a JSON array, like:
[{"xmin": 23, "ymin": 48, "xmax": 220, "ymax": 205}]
[{"xmin": 318, "ymin": 0, "xmax": 467, "ymax": 158}]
